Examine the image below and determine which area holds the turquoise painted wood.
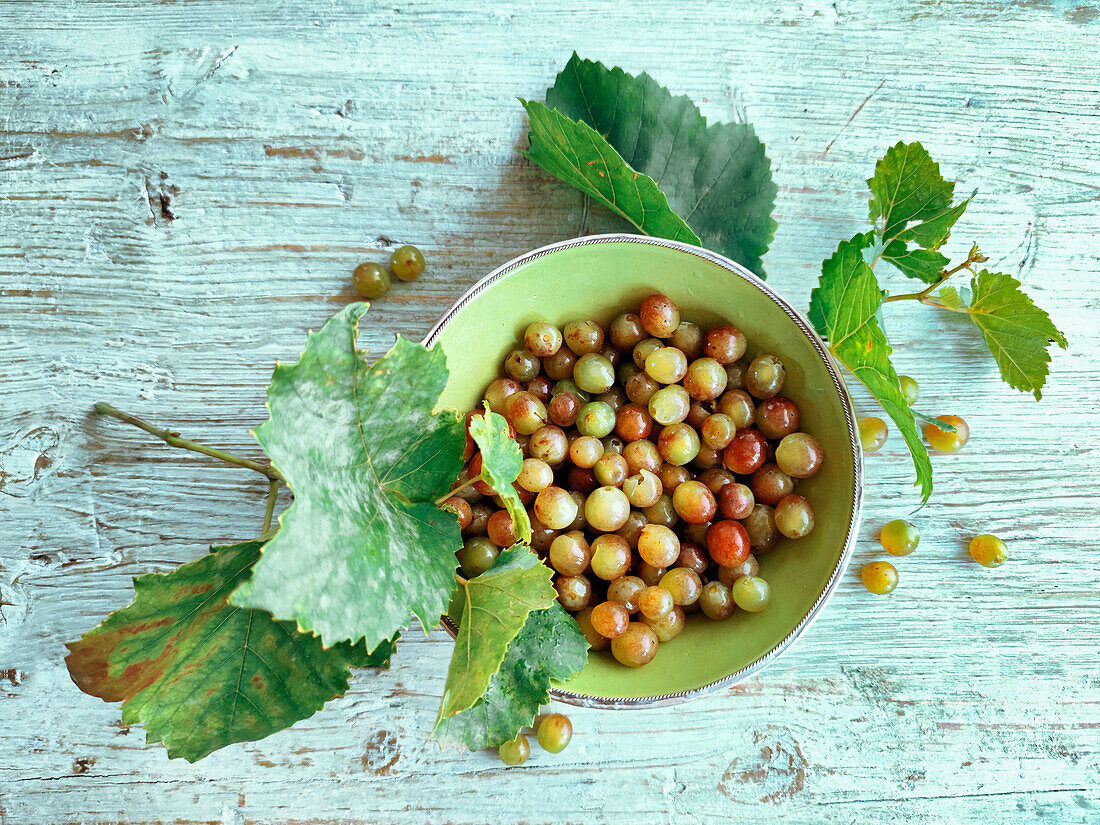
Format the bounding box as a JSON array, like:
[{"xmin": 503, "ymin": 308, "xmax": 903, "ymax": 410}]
[{"xmin": 1, "ymin": 2, "xmax": 1098, "ymax": 823}]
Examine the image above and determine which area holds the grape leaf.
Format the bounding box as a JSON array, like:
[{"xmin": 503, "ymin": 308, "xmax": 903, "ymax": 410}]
[
  {"xmin": 66, "ymin": 541, "xmax": 395, "ymax": 762},
  {"xmin": 956, "ymin": 270, "xmax": 1067, "ymax": 400},
  {"xmin": 433, "ymin": 604, "xmax": 588, "ymax": 750},
  {"xmin": 868, "ymin": 141, "xmax": 971, "ymax": 249},
  {"xmin": 231, "ymin": 303, "xmax": 465, "ymax": 649},
  {"xmin": 469, "ymin": 410, "xmax": 530, "ymax": 544},
  {"xmin": 541, "ymin": 53, "xmax": 777, "ymax": 278},
  {"xmin": 520, "ymin": 99, "xmax": 700, "ymax": 248},
  {"xmin": 809, "ymin": 235, "xmax": 933, "ymax": 501},
  {"xmin": 880, "ymin": 240, "xmax": 949, "ymax": 284},
  {"xmin": 435, "ymin": 545, "xmax": 556, "ymax": 724}
]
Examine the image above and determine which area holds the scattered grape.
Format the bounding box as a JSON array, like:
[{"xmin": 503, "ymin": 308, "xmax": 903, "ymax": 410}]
[
  {"xmin": 537, "ymin": 713, "xmax": 573, "ymax": 753},
  {"xmin": 880, "ymin": 519, "xmax": 919, "ymax": 556},
  {"xmin": 861, "ymin": 561, "xmax": 898, "ymax": 595},
  {"xmin": 969, "ymin": 534, "xmax": 1007, "ymax": 567},
  {"xmin": 925, "ymin": 414, "xmax": 970, "ymax": 453},
  {"xmin": 352, "ymin": 262, "xmax": 391, "ymax": 298},
  {"xmin": 859, "ymin": 416, "xmax": 888, "ymax": 452},
  {"xmin": 389, "ymin": 245, "xmax": 425, "ymax": 281},
  {"xmin": 499, "ymin": 734, "xmax": 530, "ymax": 766}
]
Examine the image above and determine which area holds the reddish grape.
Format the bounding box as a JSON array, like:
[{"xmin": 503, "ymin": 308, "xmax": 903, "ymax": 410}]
[
  {"xmin": 723, "ymin": 428, "xmax": 768, "ymax": 474},
  {"xmin": 706, "ymin": 519, "xmax": 751, "ymax": 567}
]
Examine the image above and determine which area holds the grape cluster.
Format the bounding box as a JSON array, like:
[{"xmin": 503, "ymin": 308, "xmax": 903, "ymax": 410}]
[{"xmin": 449, "ymin": 293, "xmax": 826, "ymax": 668}]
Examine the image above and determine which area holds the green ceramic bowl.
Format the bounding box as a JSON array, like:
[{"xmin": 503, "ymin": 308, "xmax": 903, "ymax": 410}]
[{"xmin": 424, "ymin": 234, "xmax": 862, "ymax": 708}]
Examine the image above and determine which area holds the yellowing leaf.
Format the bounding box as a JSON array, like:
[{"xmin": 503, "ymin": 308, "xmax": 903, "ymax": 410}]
[{"xmin": 469, "ymin": 409, "xmax": 530, "ymax": 543}]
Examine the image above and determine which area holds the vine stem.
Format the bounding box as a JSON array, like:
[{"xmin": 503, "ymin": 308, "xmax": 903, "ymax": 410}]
[
  {"xmin": 93, "ymin": 402, "xmax": 284, "ymax": 482},
  {"xmin": 261, "ymin": 479, "xmax": 279, "ymax": 534},
  {"xmin": 435, "ymin": 475, "xmax": 483, "ymax": 506},
  {"xmin": 880, "ymin": 252, "xmax": 983, "ymax": 304}
]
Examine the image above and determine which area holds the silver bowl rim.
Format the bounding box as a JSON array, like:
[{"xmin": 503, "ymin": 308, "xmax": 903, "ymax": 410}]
[{"xmin": 423, "ymin": 232, "xmax": 864, "ymax": 710}]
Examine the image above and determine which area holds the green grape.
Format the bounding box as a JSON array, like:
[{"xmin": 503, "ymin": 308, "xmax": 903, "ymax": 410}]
[
  {"xmin": 568, "ymin": 435, "xmax": 604, "ymax": 469},
  {"xmin": 731, "ymin": 575, "xmax": 771, "ymax": 612},
  {"xmin": 660, "ymin": 567, "xmax": 702, "ymax": 606},
  {"xmin": 750, "ymin": 462, "xmax": 795, "ymax": 506},
  {"xmin": 554, "ymin": 574, "xmax": 592, "ymax": 611},
  {"xmin": 623, "ymin": 469, "xmax": 662, "ymax": 508},
  {"xmin": 899, "ymin": 374, "xmax": 919, "ymax": 406},
  {"xmin": 611, "ymin": 622, "xmax": 660, "ymax": 667},
  {"xmin": 745, "ymin": 354, "xmax": 786, "ymax": 399},
  {"xmin": 505, "ymin": 348, "xmax": 541, "ymax": 382},
  {"xmin": 551, "ymin": 379, "xmax": 589, "ymax": 401},
  {"xmin": 724, "ymin": 360, "xmax": 747, "ymax": 389},
  {"xmin": 610, "ymin": 313, "xmax": 647, "ymax": 351},
  {"xmin": 879, "ymin": 519, "xmax": 919, "ymax": 556},
  {"xmin": 607, "ymin": 575, "xmax": 645, "ymax": 612},
  {"xmin": 637, "ymin": 561, "xmax": 667, "ymax": 587},
  {"xmin": 658, "ymin": 463, "xmax": 692, "ymax": 493},
  {"xmin": 595, "ymin": 386, "xmax": 626, "ymax": 411},
  {"xmin": 648, "ymin": 385, "xmax": 690, "ymax": 426},
  {"xmin": 574, "ymin": 353, "xmax": 616, "ymax": 394},
  {"xmin": 717, "ymin": 555, "xmax": 759, "ymax": 587},
  {"xmin": 593, "ymin": 452, "xmax": 629, "ymax": 487},
  {"xmin": 485, "ymin": 377, "xmax": 522, "ymax": 415},
  {"xmin": 563, "ymin": 319, "xmax": 605, "ymax": 355},
  {"xmin": 504, "ymin": 391, "xmax": 547, "ymax": 435},
  {"xmin": 657, "ymin": 423, "xmax": 700, "ymax": 466},
  {"xmin": 774, "ymin": 494, "xmax": 815, "ymax": 539},
  {"xmin": 701, "ymin": 413, "xmax": 737, "ymax": 450},
  {"xmin": 352, "ymin": 262, "xmax": 391, "ymax": 298},
  {"xmin": 632, "ymin": 337, "xmax": 663, "ymax": 369},
  {"xmin": 622, "ymin": 439, "xmax": 661, "ymax": 475},
  {"xmin": 670, "ymin": 321, "xmax": 704, "ymax": 359},
  {"xmin": 716, "ymin": 389, "xmax": 755, "ymax": 429},
  {"xmin": 389, "ymin": 245, "xmax": 425, "ymax": 281},
  {"xmin": 589, "ymin": 533, "xmax": 632, "ymax": 580},
  {"xmin": 498, "ymin": 734, "xmax": 530, "ymax": 766},
  {"xmin": 638, "ymin": 524, "xmax": 681, "ymax": 568},
  {"xmin": 616, "ymin": 509, "xmax": 648, "ymax": 548},
  {"xmin": 534, "ymin": 486, "xmax": 579, "ymax": 531},
  {"xmin": 585, "ymin": 486, "xmax": 631, "ymax": 532},
  {"xmin": 859, "ymin": 416, "xmax": 888, "ymax": 452},
  {"xmin": 549, "ymin": 531, "xmax": 590, "ymax": 576},
  {"xmin": 576, "ymin": 401, "xmax": 616, "ymax": 438},
  {"xmin": 861, "ymin": 561, "xmax": 898, "ymax": 595},
  {"xmin": 925, "ymin": 415, "xmax": 970, "ymax": 453},
  {"xmin": 700, "ymin": 581, "xmax": 735, "ymax": 620},
  {"xmin": 574, "ymin": 607, "xmax": 609, "ymax": 651},
  {"xmin": 625, "ymin": 371, "xmax": 660, "ymax": 405},
  {"xmin": 528, "ymin": 425, "xmax": 568, "ymax": 466},
  {"xmin": 683, "ymin": 357, "xmax": 728, "ymax": 401},
  {"xmin": 969, "ymin": 534, "xmax": 1007, "ymax": 567},
  {"xmin": 638, "ymin": 585, "xmax": 674, "ymax": 620},
  {"xmin": 525, "ymin": 321, "xmax": 563, "ymax": 357},
  {"xmin": 537, "ymin": 713, "xmax": 574, "ymax": 753},
  {"xmin": 517, "ymin": 458, "xmax": 554, "ymax": 493},
  {"xmin": 459, "ymin": 536, "xmax": 499, "ymax": 578},
  {"xmin": 644, "ymin": 346, "xmax": 688, "ymax": 384},
  {"xmin": 589, "ymin": 601, "xmax": 630, "ymax": 638},
  {"xmin": 743, "ymin": 504, "xmax": 779, "ymax": 553},
  {"xmin": 671, "ymin": 480, "xmax": 717, "ymax": 524},
  {"xmin": 642, "ymin": 605, "xmax": 684, "ymax": 642}
]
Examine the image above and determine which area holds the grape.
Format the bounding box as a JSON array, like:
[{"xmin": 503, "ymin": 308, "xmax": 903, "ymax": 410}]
[
  {"xmin": 459, "ymin": 536, "xmax": 499, "ymax": 577},
  {"xmin": 745, "ymin": 354, "xmax": 785, "ymax": 399},
  {"xmin": 567, "ymin": 491, "xmax": 588, "ymax": 530},
  {"xmin": 700, "ymin": 581, "xmax": 735, "ymax": 620},
  {"xmin": 548, "ymin": 392, "xmax": 582, "ymax": 427},
  {"xmin": 618, "ymin": 361, "xmax": 641, "ymax": 384},
  {"xmin": 576, "ymin": 401, "xmax": 616, "ymax": 438},
  {"xmin": 466, "ymin": 503, "xmax": 492, "ymax": 536},
  {"xmin": 549, "ymin": 531, "xmax": 591, "ymax": 576},
  {"xmin": 537, "ymin": 713, "xmax": 573, "ymax": 753},
  {"xmin": 611, "ymin": 622, "xmax": 660, "ymax": 667},
  {"xmin": 389, "ymin": 245, "xmax": 425, "ymax": 281},
  {"xmin": 717, "ymin": 482, "xmax": 754, "ymax": 520},
  {"xmin": 487, "ymin": 509, "xmax": 518, "ymax": 547},
  {"xmin": 610, "ymin": 313, "xmax": 647, "ymax": 351},
  {"xmin": 526, "ymin": 376, "xmax": 553, "ymax": 403},
  {"xmin": 639, "ymin": 293, "xmax": 680, "ymax": 338},
  {"xmin": 755, "ymin": 397, "xmax": 801, "ymax": 440},
  {"xmin": 685, "ymin": 400, "xmax": 710, "ymax": 430},
  {"xmin": 632, "ymin": 337, "xmax": 663, "ymax": 369},
  {"xmin": 658, "ymin": 423, "xmax": 701, "ymax": 466},
  {"xmin": 724, "ymin": 360, "xmax": 747, "ymax": 389},
  {"xmin": 643, "ymin": 494, "xmax": 678, "ymax": 529},
  {"xmin": 485, "ymin": 377, "xmax": 522, "ymax": 415},
  {"xmin": 637, "ymin": 524, "xmax": 681, "ymax": 567},
  {"xmin": 574, "ymin": 353, "xmax": 616, "ymax": 394},
  {"xmin": 637, "ymin": 562, "xmax": 667, "ymax": 587},
  {"xmin": 524, "ymin": 321, "xmax": 563, "ymax": 357},
  {"xmin": 645, "ymin": 346, "xmax": 689, "ymax": 384},
  {"xmin": 552, "ymin": 379, "xmax": 589, "ymax": 401},
  {"xmin": 543, "ymin": 347, "xmax": 578, "ymax": 381},
  {"xmin": 701, "ymin": 413, "xmax": 737, "ymax": 450},
  {"xmin": 585, "ymin": 486, "xmax": 631, "ymax": 532},
  {"xmin": 563, "ymin": 319, "xmax": 605, "ymax": 355},
  {"xmin": 648, "ymin": 385, "xmax": 691, "ymax": 425},
  {"xmin": 774, "ymin": 494, "xmax": 815, "ymax": 539},
  {"xmin": 505, "ymin": 349, "xmax": 541, "ymax": 382},
  {"xmin": 742, "ymin": 504, "xmax": 779, "ymax": 552},
  {"xmin": 676, "ymin": 541, "xmax": 709, "ymax": 576},
  {"xmin": 593, "ymin": 452, "xmax": 629, "ymax": 487},
  {"xmin": 723, "ymin": 428, "xmax": 768, "ymax": 474},
  {"xmin": 574, "ymin": 607, "xmax": 609, "ymax": 651},
  {"xmin": 694, "ymin": 444, "xmax": 721, "ymax": 471},
  {"xmin": 590, "ymin": 534, "xmax": 632, "ymax": 580},
  {"xmin": 528, "ymin": 425, "xmax": 568, "ymax": 466},
  {"xmin": 623, "ymin": 469, "xmax": 663, "ymax": 508},
  {"xmin": 601, "ymin": 434, "xmax": 626, "ymax": 455},
  {"xmin": 899, "ymin": 374, "xmax": 919, "ymax": 405},
  {"xmin": 671, "ymin": 480, "xmax": 717, "ymax": 524},
  {"xmin": 504, "ymin": 391, "xmax": 548, "ymax": 435},
  {"xmin": 533, "ymin": 486, "xmax": 579, "ymax": 531},
  {"xmin": 859, "ymin": 416, "xmax": 888, "ymax": 452},
  {"xmin": 590, "ymin": 601, "xmax": 630, "ymax": 638},
  {"xmin": 616, "ymin": 510, "xmax": 648, "ymax": 548},
  {"xmin": 624, "ymin": 371, "xmax": 660, "ymax": 405},
  {"xmin": 716, "ymin": 389, "xmax": 755, "ymax": 429},
  {"xmin": 555, "ymin": 574, "xmax": 592, "ymax": 611},
  {"xmin": 704, "ymin": 325, "xmax": 747, "ymax": 364},
  {"xmin": 775, "ymin": 433, "xmax": 823, "ymax": 479},
  {"xmin": 615, "ymin": 403, "xmax": 654, "ymax": 442},
  {"xmin": 670, "ymin": 322, "xmax": 704, "ymax": 359},
  {"xmin": 440, "ymin": 496, "xmax": 472, "ymax": 530},
  {"xmin": 731, "ymin": 576, "xmax": 770, "ymax": 611},
  {"xmin": 623, "ymin": 439, "xmax": 662, "ymax": 475},
  {"xmin": 643, "ymin": 605, "xmax": 685, "ymax": 642},
  {"xmin": 568, "ymin": 435, "xmax": 604, "ymax": 469},
  {"xmin": 638, "ymin": 585, "xmax": 674, "ymax": 620},
  {"xmin": 566, "ymin": 466, "xmax": 599, "ymax": 494},
  {"xmin": 595, "ymin": 386, "xmax": 626, "ymax": 411},
  {"xmin": 684, "ymin": 357, "xmax": 728, "ymax": 401},
  {"xmin": 717, "ymin": 555, "xmax": 759, "ymax": 587},
  {"xmin": 681, "ymin": 521, "xmax": 710, "ymax": 546},
  {"xmin": 750, "ymin": 463, "xmax": 795, "ymax": 506},
  {"xmin": 660, "ymin": 567, "xmax": 702, "ymax": 606},
  {"xmin": 528, "ymin": 511, "xmax": 557, "ymax": 554},
  {"xmin": 498, "ymin": 734, "xmax": 530, "ymax": 766},
  {"xmin": 925, "ymin": 415, "xmax": 969, "ymax": 453},
  {"xmin": 706, "ymin": 519, "xmax": 750, "ymax": 567},
  {"xmin": 696, "ymin": 467, "xmax": 735, "ymax": 494},
  {"xmin": 607, "ymin": 575, "xmax": 645, "ymax": 612},
  {"xmin": 352, "ymin": 262, "xmax": 391, "ymax": 298},
  {"xmin": 860, "ymin": 561, "xmax": 898, "ymax": 595},
  {"xmin": 658, "ymin": 462, "xmax": 692, "ymax": 493},
  {"xmin": 879, "ymin": 519, "xmax": 919, "ymax": 556},
  {"xmin": 969, "ymin": 534, "xmax": 1007, "ymax": 567}
]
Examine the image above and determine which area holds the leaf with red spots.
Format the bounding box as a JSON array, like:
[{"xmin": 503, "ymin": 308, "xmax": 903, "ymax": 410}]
[{"xmin": 66, "ymin": 540, "xmax": 395, "ymax": 762}]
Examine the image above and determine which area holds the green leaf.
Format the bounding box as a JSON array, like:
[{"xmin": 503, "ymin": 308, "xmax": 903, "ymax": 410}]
[
  {"xmin": 809, "ymin": 236, "xmax": 934, "ymax": 501},
  {"xmin": 469, "ymin": 409, "xmax": 530, "ymax": 544},
  {"xmin": 541, "ymin": 54, "xmax": 777, "ymax": 277},
  {"xmin": 520, "ymin": 99, "xmax": 700, "ymax": 248},
  {"xmin": 913, "ymin": 410, "xmax": 957, "ymax": 432},
  {"xmin": 65, "ymin": 541, "xmax": 395, "ymax": 762},
  {"xmin": 935, "ymin": 285, "xmax": 965, "ymax": 309},
  {"xmin": 868, "ymin": 141, "xmax": 970, "ymax": 249},
  {"xmin": 433, "ymin": 604, "xmax": 588, "ymax": 750},
  {"xmin": 881, "ymin": 240, "xmax": 949, "ymax": 284},
  {"xmin": 435, "ymin": 545, "xmax": 556, "ymax": 724},
  {"xmin": 231, "ymin": 303, "xmax": 465, "ymax": 649},
  {"xmin": 958, "ymin": 270, "xmax": 1067, "ymax": 400}
]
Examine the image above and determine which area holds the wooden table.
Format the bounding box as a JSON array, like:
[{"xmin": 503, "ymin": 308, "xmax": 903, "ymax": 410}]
[{"xmin": 3, "ymin": 2, "xmax": 1098, "ymax": 823}]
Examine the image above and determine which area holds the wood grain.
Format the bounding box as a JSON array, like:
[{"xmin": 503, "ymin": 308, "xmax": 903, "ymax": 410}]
[{"xmin": 2, "ymin": 1, "xmax": 1099, "ymax": 823}]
